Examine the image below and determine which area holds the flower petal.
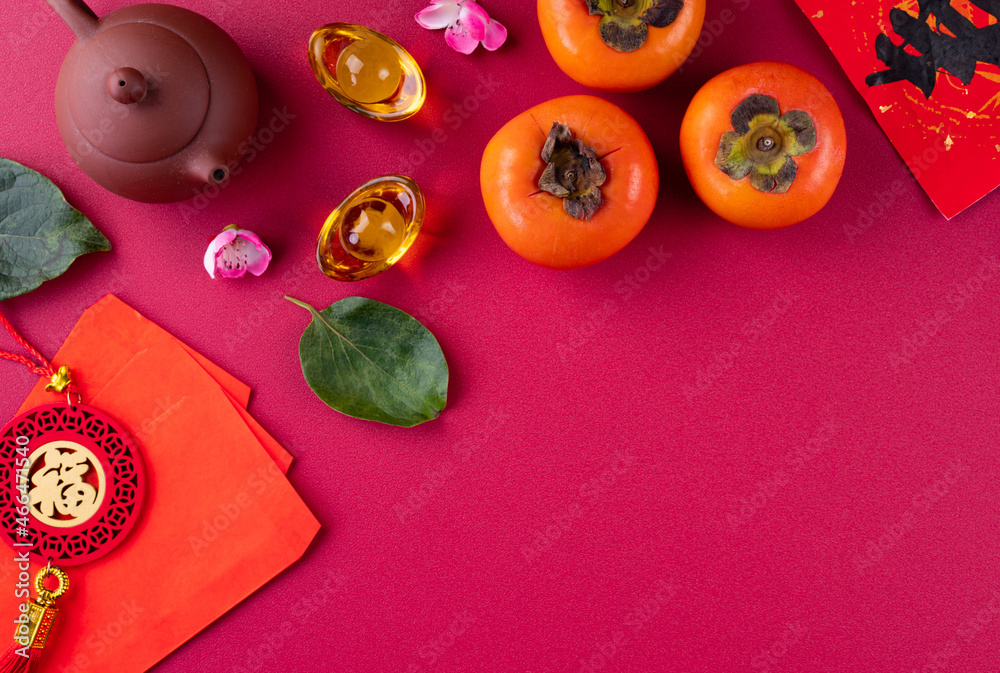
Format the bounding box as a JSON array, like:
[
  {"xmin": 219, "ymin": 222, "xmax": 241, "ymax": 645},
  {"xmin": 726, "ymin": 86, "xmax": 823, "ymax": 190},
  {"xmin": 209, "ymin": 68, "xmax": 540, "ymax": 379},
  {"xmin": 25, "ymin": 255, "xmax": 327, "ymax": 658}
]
[
  {"xmin": 243, "ymin": 240, "xmax": 273, "ymax": 276},
  {"xmin": 208, "ymin": 228, "xmax": 239, "ymax": 253},
  {"xmin": 482, "ymin": 19, "xmax": 508, "ymax": 51},
  {"xmin": 458, "ymin": 1, "xmax": 488, "ymax": 40},
  {"xmin": 460, "ymin": 2, "xmax": 490, "ymax": 23},
  {"xmin": 218, "ymin": 238, "xmax": 253, "ymax": 278},
  {"xmin": 217, "ymin": 263, "xmax": 247, "ymax": 279},
  {"xmin": 445, "ymin": 24, "xmax": 480, "ymax": 54},
  {"xmin": 730, "ymin": 94, "xmax": 780, "ymax": 134},
  {"xmin": 203, "ymin": 228, "xmax": 239, "ymax": 278},
  {"xmin": 233, "ymin": 229, "xmax": 264, "ymax": 249},
  {"xmin": 415, "ymin": 1, "xmax": 461, "ymax": 29},
  {"xmin": 204, "ymin": 246, "xmax": 218, "ymax": 278}
]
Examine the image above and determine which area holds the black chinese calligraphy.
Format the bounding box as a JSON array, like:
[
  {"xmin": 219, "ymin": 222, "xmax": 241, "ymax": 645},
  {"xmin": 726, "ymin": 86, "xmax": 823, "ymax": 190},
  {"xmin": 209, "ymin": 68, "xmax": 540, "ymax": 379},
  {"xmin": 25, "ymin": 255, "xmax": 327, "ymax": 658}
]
[{"xmin": 866, "ymin": 0, "xmax": 1000, "ymax": 97}]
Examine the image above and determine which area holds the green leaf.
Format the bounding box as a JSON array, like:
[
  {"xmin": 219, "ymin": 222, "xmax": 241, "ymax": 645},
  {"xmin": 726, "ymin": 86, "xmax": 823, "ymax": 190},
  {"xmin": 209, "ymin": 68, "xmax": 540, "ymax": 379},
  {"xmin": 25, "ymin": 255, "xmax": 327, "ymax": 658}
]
[
  {"xmin": 287, "ymin": 296, "xmax": 449, "ymax": 427},
  {"xmin": 0, "ymin": 158, "xmax": 110, "ymax": 301}
]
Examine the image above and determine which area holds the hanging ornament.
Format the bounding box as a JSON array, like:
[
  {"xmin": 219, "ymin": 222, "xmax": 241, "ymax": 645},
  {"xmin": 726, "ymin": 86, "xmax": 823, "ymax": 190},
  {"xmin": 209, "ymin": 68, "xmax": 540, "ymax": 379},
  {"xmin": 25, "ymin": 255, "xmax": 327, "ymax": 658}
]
[{"xmin": 0, "ymin": 309, "xmax": 146, "ymax": 672}]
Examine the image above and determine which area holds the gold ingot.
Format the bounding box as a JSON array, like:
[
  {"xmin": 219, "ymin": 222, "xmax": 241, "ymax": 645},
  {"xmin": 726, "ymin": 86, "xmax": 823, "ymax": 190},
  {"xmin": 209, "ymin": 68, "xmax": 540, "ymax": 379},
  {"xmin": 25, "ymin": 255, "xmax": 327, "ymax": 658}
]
[
  {"xmin": 317, "ymin": 176, "xmax": 424, "ymax": 282},
  {"xmin": 308, "ymin": 24, "xmax": 425, "ymax": 121},
  {"xmin": 44, "ymin": 366, "xmax": 73, "ymax": 394}
]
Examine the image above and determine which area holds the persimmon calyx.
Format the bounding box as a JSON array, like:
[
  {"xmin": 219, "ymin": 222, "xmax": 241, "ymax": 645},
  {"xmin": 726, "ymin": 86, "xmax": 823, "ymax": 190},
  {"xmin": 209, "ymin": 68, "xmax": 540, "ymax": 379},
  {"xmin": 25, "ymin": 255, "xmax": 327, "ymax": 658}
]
[
  {"xmin": 585, "ymin": 0, "xmax": 684, "ymax": 52},
  {"xmin": 538, "ymin": 122, "xmax": 607, "ymax": 221},
  {"xmin": 714, "ymin": 94, "xmax": 817, "ymax": 194}
]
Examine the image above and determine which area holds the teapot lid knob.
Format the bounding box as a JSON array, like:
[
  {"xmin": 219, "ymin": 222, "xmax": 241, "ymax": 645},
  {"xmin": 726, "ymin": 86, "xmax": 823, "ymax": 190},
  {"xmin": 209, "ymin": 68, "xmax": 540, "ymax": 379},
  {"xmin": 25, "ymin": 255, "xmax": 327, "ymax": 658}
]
[
  {"xmin": 107, "ymin": 68, "xmax": 146, "ymax": 104},
  {"xmin": 65, "ymin": 23, "xmax": 211, "ymax": 165}
]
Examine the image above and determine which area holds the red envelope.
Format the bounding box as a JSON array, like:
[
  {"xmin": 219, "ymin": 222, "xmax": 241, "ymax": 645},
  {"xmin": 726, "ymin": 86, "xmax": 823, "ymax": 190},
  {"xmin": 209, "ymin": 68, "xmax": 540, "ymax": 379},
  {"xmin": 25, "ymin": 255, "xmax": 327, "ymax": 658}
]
[
  {"xmin": 50, "ymin": 294, "xmax": 252, "ymax": 409},
  {"xmin": 2, "ymin": 299, "xmax": 320, "ymax": 673},
  {"xmin": 23, "ymin": 295, "xmax": 292, "ymax": 472},
  {"xmin": 795, "ymin": 0, "xmax": 1000, "ymax": 218}
]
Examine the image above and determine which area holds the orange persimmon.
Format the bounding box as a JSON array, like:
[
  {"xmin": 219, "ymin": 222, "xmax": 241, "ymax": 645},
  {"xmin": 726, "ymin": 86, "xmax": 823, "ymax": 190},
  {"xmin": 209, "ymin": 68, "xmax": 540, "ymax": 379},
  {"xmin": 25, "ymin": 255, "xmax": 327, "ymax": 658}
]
[
  {"xmin": 538, "ymin": 0, "xmax": 705, "ymax": 92},
  {"xmin": 480, "ymin": 95, "xmax": 659, "ymax": 270},
  {"xmin": 680, "ymin": 61, "xmax": 846, "ymax": 229}
]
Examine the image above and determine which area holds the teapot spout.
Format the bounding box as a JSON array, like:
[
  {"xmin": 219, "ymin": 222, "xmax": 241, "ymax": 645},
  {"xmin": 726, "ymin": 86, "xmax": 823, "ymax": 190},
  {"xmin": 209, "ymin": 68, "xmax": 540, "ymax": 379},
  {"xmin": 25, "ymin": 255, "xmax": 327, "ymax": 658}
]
[
  {"xmin": 189, "ymin": 154, "xmax": 232, "ymax": 188},
  {"xmin": 45, "ymin": 0, "xmax": 99, "ymax": 40}
]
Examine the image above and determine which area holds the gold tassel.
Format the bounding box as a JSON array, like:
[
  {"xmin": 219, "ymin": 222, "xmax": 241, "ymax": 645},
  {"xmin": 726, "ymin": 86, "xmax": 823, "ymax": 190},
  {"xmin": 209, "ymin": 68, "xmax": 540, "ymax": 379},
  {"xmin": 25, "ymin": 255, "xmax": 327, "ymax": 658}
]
[{"xmin": 0, "ymin": 566, "xmax": 69, "ymax": 673}]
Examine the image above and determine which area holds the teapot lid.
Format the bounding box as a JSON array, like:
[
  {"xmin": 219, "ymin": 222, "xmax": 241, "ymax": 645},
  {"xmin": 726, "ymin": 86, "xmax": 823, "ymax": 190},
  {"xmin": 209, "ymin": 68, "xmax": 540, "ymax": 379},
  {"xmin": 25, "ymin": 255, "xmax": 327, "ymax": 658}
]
[{"xmin": 65, "ymin": 22, "xmax": 210, "ymax": 164}]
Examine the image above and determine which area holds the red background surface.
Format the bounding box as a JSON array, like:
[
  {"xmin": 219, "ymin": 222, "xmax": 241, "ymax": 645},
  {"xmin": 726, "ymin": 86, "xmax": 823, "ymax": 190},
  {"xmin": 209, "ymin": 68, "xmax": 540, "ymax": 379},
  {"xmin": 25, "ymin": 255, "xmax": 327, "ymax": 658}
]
[{"xmin": 1, "ymin": 1, "xmax": 999, "ymax": 672}]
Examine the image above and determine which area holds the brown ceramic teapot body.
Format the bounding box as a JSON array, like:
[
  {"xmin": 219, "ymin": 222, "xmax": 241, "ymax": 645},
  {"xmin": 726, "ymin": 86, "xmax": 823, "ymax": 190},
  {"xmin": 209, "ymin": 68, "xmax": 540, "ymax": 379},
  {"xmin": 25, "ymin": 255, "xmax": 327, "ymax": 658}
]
[{"xmin": 47, "ymin": 0, "xmax": 259, "ymax": 203}]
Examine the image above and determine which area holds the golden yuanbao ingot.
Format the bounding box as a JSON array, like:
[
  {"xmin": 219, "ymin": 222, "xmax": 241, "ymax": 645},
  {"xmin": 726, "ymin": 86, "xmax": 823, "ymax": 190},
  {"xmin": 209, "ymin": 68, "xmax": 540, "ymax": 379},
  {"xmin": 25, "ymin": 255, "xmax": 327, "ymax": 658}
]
[
  {"xmin": 308, "ymin": 23, "xmax": 425, "ymax": 121},
  {"xmin": 317, "ymin": 176, "xmax": 425, "ymax": 281}
]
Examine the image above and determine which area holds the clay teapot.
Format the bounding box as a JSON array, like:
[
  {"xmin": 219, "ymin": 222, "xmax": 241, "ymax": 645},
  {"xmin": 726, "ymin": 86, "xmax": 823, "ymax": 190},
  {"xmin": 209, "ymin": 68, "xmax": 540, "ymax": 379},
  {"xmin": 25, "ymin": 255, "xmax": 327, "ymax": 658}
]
[{"xmin": 46, "ymin": 0, "xmax": 259, "ymax": 203}]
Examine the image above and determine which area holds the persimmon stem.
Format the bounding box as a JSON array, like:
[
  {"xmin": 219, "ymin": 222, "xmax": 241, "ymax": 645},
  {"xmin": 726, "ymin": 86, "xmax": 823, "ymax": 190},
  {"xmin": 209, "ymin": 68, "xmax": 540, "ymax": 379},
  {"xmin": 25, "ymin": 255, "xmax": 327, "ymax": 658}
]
[{"xmin": 538, "ymin": 123, "xmax": 607, "ymax": 221}]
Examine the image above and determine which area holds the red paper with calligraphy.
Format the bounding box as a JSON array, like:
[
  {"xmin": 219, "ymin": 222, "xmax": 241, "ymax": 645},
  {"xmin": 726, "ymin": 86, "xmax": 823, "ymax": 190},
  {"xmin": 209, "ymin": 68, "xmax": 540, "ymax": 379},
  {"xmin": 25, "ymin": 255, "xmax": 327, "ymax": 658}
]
[{"xmin": 794, "ymin": 0, "xmax": 1000, "ymax": 218}]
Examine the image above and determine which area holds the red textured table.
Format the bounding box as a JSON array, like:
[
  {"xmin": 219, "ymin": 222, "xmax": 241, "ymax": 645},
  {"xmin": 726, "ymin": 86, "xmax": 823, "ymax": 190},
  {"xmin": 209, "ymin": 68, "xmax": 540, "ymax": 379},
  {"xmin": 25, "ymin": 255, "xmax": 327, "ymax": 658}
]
[{"xmin": 2, "ymin": 1, "xmax": 999, "ymax": 672}]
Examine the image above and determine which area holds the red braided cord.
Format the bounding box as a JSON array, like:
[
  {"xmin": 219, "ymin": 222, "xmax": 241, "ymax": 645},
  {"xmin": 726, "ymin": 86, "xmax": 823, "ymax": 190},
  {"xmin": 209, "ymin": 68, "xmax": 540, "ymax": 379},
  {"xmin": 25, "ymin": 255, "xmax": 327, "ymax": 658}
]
[{"xmin": 0, "ymin": 308, "xmax": 58, "ymax": 379}]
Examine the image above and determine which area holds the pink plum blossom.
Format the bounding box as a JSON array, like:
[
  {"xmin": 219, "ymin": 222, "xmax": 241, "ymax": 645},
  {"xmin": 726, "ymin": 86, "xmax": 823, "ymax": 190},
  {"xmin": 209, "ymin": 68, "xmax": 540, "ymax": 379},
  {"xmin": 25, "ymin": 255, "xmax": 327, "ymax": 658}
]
[
  {"xmin": 415, "ymin": 0, "xmax": 507, "ymax": 54},
  {"xmin": 203, "ymin": 225, "xmax": 272, "ymax": 279}
]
